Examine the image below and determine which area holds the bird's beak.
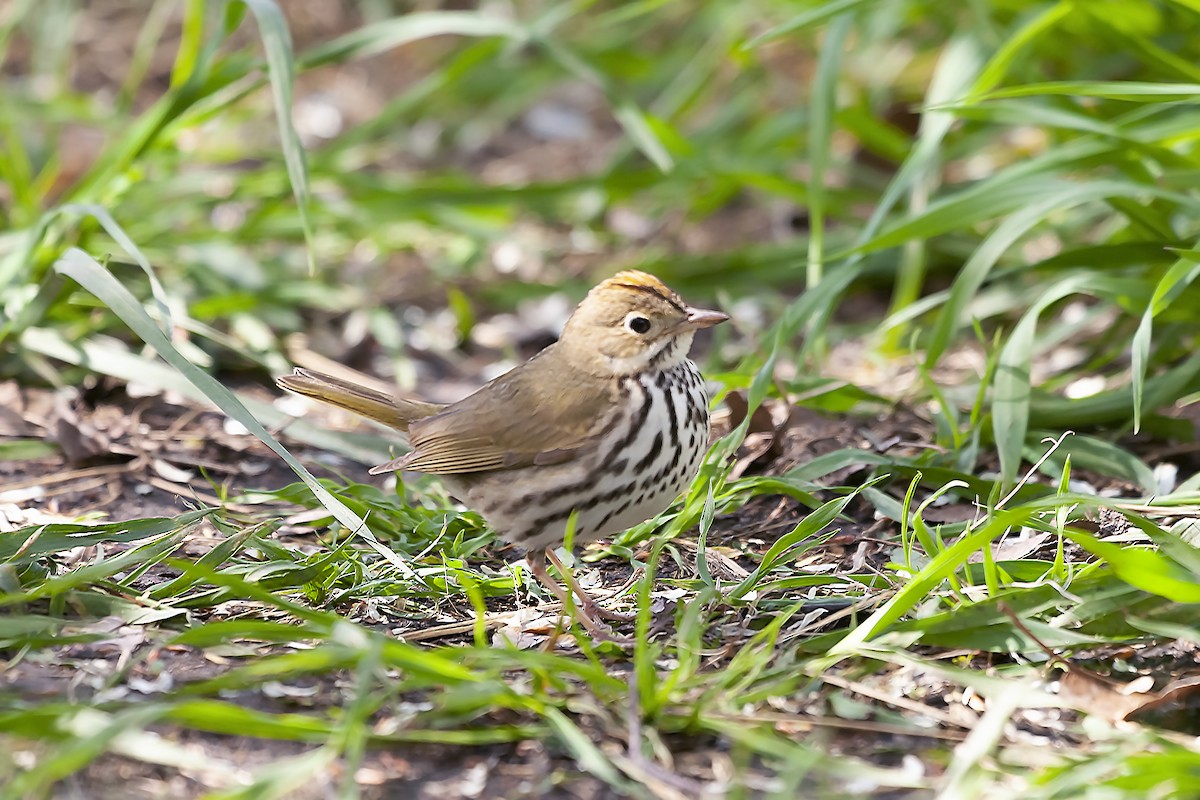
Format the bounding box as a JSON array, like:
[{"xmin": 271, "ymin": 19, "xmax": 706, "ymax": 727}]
[{"xmin": 685, "ymin": 307, "xmax": 730, "ymax": 329}]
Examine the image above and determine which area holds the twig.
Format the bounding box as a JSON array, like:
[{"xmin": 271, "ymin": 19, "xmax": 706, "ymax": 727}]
[{"xmin": 820, "ymin": 672, "xmax": 965, "ymax": 728}]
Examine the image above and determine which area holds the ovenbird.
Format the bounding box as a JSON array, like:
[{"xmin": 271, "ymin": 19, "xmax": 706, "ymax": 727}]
[{"xmin": 278, "ymin": 271, "xmax": 728, "ymax": 638}]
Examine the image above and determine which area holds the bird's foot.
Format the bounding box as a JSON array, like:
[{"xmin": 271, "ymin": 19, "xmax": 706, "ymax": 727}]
[
  {"xmin": 577, "ymin": 596, "xmax": 637, "ymax": 623},
  {"xmin": 528, "ymin": 550, "xmax": 636, "ymax": 646}
]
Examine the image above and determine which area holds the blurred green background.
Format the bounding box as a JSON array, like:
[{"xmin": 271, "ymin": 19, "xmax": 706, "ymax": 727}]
[
  {"xmin": 5, "ymin": 0, "xmax": 1200, "ymax": 489},
  {"xmin": 4, "ymin": 1, "xmax": 1200, "ymax": 480}
]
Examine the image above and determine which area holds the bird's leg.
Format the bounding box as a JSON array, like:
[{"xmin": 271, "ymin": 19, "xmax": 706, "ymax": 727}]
[
  {"xmin": 543, "ymin": 549, "xmax": 637, "ymax": 622},
  {"xmin": 525, "ymin": 551, "xmax": 631, "ymax": 643}
]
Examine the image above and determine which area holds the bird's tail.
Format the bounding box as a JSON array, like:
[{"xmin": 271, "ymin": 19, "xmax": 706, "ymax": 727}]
[{"xmin": 277, "ymin": 368, "xmax": 444, "ymax": 431}]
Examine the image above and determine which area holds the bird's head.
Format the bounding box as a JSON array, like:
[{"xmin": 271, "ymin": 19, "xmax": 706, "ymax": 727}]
[{"xmin": 559, "ymin": 270, "xmax": 728, "ymax": 375}]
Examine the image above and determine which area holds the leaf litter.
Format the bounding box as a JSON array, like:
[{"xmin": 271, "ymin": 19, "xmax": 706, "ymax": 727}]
[
  {"xmin": 6, "ymin": 1, "xmax": 1200, "ymax": 797},
  {"xmin": 7, "ymin": 351, "xmax": 1199, "ymax": 798}
]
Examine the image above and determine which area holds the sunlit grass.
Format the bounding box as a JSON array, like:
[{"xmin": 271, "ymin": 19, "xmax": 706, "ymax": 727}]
[{"xmin": 3, "ymin": 0, "xmax": 1200, "ymax": 797}]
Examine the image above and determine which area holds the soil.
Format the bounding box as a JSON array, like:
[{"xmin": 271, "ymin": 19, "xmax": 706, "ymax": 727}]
[
  {"xmin": 6, "ymin": 2, "xmax": 1199, "ymax": 797},
  {"xmin": 0, "ymin": 369, "xmax": 926, "ymax": 799},
  {"xmin": 4, "ymin": 368, "xmax": 1159, "ymax": 798}
]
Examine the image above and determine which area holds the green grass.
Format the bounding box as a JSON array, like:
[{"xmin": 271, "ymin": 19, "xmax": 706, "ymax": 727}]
[{"xmin": 4, "ymin": 0, "xmax": 1200, "ymax": 797}]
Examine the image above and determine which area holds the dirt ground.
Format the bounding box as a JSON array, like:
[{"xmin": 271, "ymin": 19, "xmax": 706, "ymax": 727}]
[
  {"xmin": 7, "ymin": 2, "xmax": 1200, "ymax": 797},
  {"xmin": 7, "ymin": 362, "xmax": 1175, "ymax": 798},
  {"xmin": 0, "ymin": 366, "xmax": 933, "ymax": 799}
]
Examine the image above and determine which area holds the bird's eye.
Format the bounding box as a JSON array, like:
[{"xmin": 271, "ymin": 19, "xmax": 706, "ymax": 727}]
[{"xmin": 625, "ymin": 314, "xmax": 652, "ymax": 334}]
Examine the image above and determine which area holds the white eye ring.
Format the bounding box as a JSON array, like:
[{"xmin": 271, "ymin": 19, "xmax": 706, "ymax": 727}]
[{"xmin": 624, "ymin": 313, "xmax": 652, "ymax": 334}]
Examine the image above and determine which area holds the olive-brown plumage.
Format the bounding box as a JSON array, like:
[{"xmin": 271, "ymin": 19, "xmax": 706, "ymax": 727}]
[{"xmin": 278, "ymin": 271, "xmax": 728, "ymax": 639}]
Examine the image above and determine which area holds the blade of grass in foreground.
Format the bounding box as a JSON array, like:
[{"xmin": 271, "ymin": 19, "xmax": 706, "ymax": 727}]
[
  {"xmin": 241, "ymin": 0, "xmax": 315, "ymax": 272},
  {"xmin": 824, "ymin": 492, "xmax": 1118, "ymax": 661},
  {"xmin": 1, "ymin": 707, "xmax": 169, "ymax": 798},
  {"xmin": 800, "ymin": 11, "xmax": 849, "ymax": 291},
  {"xmin": 972, "ymin": 80, "xmax": 1200, "ymax": 102},
  {"xmin": 52, "ymin": 248, "xmax": 419, "ymax": 581},
  {"xmin": 0, "ymin": 513, "xmax": 210, "ymax": 563},
  {"xmin": 1130, "ymin": 253, "xmax": 1200, "ymax": 432},
  {"xmin": 993, "ymin": 274, "xmax": 1096, "ymax": 487}
]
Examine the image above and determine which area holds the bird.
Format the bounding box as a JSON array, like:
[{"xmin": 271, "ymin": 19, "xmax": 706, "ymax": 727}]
[{"xmin": 278, "ymin": 270, "xmax": 728, "ymax": 639}]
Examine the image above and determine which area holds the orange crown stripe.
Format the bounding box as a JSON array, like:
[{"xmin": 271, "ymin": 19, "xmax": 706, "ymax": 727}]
[{"xmin": 600, "ymin": 270, "xmax": 685, "ymax": 309}]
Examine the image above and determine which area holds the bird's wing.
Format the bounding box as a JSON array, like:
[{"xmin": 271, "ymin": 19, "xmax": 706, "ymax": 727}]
[{"xmin": 369, "ymin": 351, "xmax": 618, "ymax": 475}]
